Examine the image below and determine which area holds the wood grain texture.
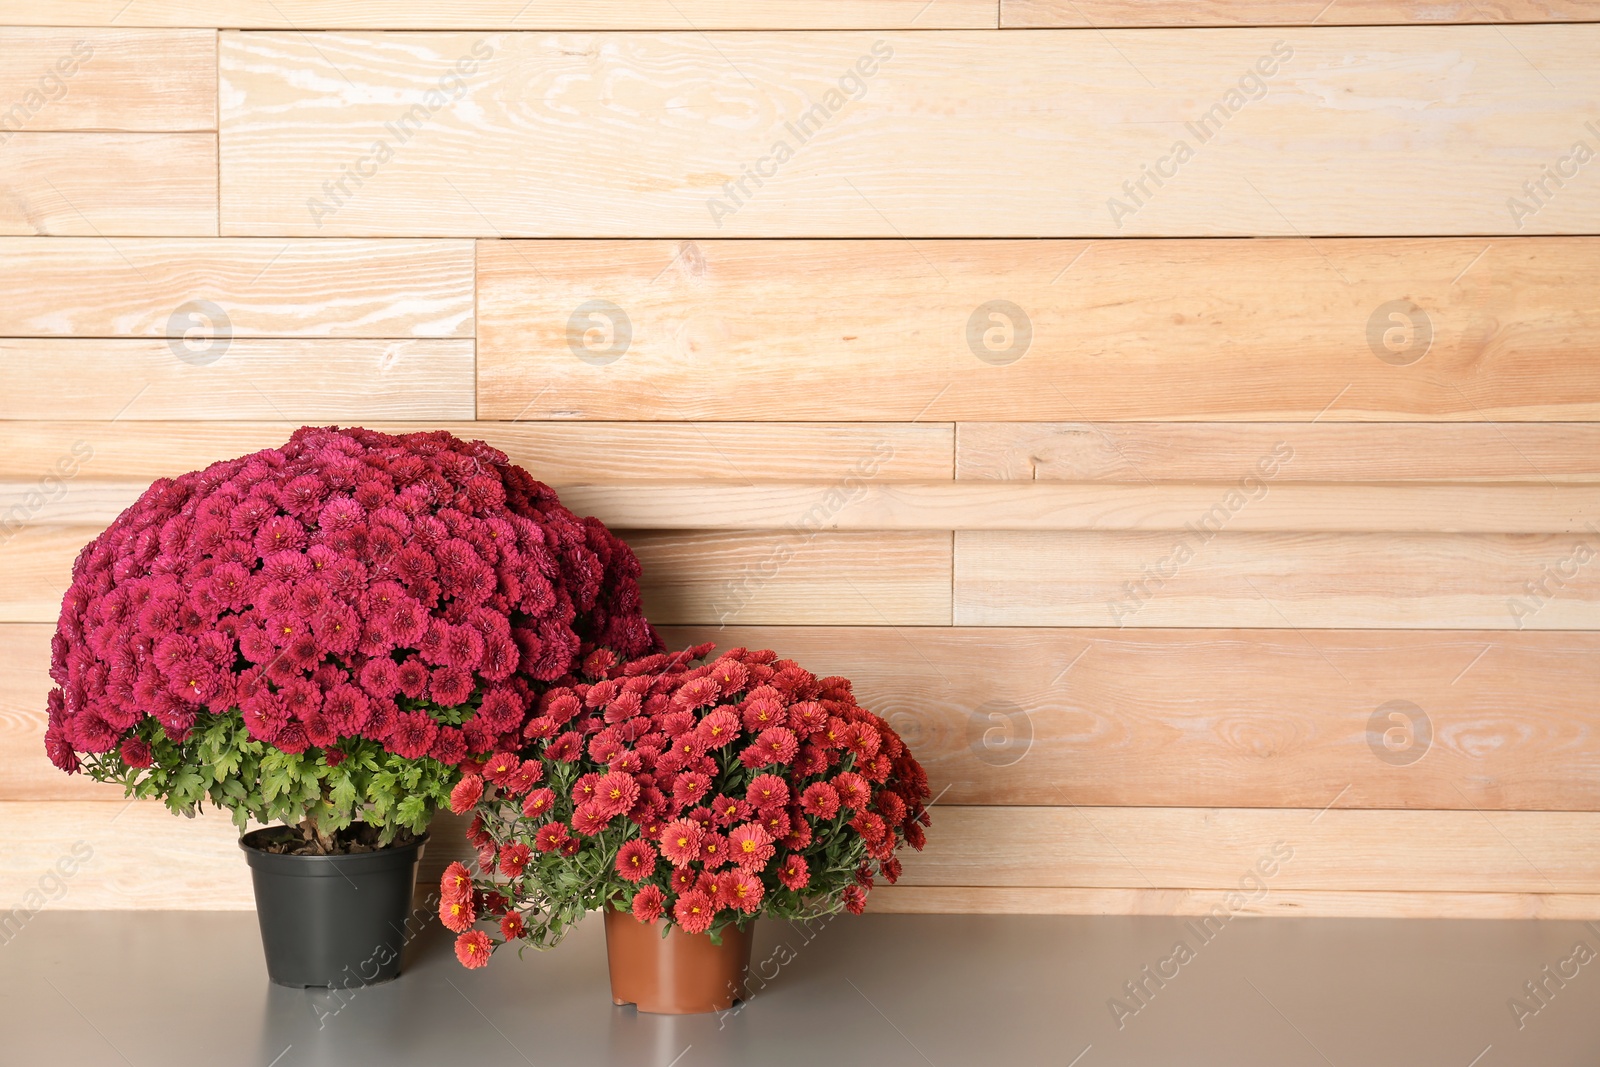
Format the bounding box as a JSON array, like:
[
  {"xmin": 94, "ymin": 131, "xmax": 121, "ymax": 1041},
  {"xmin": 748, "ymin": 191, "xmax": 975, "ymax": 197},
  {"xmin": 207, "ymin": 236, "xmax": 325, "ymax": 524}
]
[
  {"xmin": 957, "ymin": 423, "xmax": 1600, "ymax": 482},
  {"xmin": 0, "ymin": 528, "xmax": 952, "ymax": 626},
  {"xmin": 0, "ymin": 626, "xmax": 123, "ymax": 801},
  {"xmin": 629, "ymin": 530, "xmax": 953, "ymax": 626},
  {"xmin": 555, "ymin": 482, "xmax": 1600, "ymax": 534},
  {"xmin": 4, "ymin": 802, "xmax": 1595, "ymax": 907},
  {"xmin": 220, "ymin": 30, "xmax": 1600, "ymax": 237},
  {"xmin": 658, "ymin": 626, "xmax": 1600, "ymax": 811},
  {"xmin": 0, "ymin": 1, "xmax": 998, "ymax": 29},
  {"xmin": 897, "ymin": 807, "xmax": 1600, "ymax": 893},
  {"xmin": 0, "ymin": 528, "xmax": 77, "ymax": 624},
  {"xmin": 1003, "ymin": 0, "xmax": 1600, "ymax": 27},
  {"xmin": 0, "ymin": 803, "xmax": 474, "ymax": 910},
  {"xmin": 15, "ymin": 479, "xmax": 1600, "ymax": 532},
  {"xmin": 0, "ymin": 134, "xmax": 217, "ymax": 237},
  {"xmin": 0, "ymin": 30, "xmax": 214, "ymax": 133},
  {"xmin": 8, "ymin": 623, "xmax": 1595, "ymax": 810},
  {"xmin": 7, "ymin": 10, "xmax": 1600, "ymax": 921},
  {"xmin": 0, "ymin": 421, "xmax": 951, "ymax": 483},
  {"xmin": 0, "ymin": 238, "xmax": 473, "ymax": 338},
  {"xmin": 0, "ymin": 802, "xmax": 254, "ymax": 910},
  {"xmin": 956, "ymin": 531, "xmax": 1600, "ymax": 628},
  {"xmin": 478, "ymin": 238, "xmax": 1600, "ymax": 421},
  {"xmin": 0, "ymin": 340, "xmax": 475, "ymax": 422},
  {"xmin": 868, "ymin": 887, "xmax": 1600, "ymax": 920}
]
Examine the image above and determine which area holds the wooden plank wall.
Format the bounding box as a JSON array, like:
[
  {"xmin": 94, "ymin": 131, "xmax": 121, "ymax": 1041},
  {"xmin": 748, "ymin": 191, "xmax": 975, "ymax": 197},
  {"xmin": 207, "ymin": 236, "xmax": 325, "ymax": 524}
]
[{"xmin": 3, "ymin": 1, "xmax": 1600, "ymax": 917}]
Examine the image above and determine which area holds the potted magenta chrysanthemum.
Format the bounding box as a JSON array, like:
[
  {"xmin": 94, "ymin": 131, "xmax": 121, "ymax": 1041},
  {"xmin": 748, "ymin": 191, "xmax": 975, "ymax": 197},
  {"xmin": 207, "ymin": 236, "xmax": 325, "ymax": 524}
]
[
  {"xmin": 44, "ymin": 426, "xmax": 659, "ymax": 987},
  {"xmin": 440, "ymin": 643, "xmax": 931, "ymax": 1013}
]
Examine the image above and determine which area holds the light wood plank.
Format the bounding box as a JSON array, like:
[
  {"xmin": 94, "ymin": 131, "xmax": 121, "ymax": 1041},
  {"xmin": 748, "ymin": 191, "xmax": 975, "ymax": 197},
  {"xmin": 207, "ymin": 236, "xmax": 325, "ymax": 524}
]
[
  {"xmin": 956, "ymin": 531, "xmax": 1600, "ymax": 628},
  {"xmin": 1004, "ymin": 0, "xmax": 1600, "ymax": 27},
  {"xmin": 28, "ymin": 0, "xmax": 1570, "ymax": 31},
  {"xmin": 0, "ymin": 626, "xmax": 123, "ymax": 801},
  {"xmin": 898, "ymin": 807, "xmax": 1600, "ymax": 893},
  {"xmin": 869, "ymin": 887, "xmax": 1600, "ymax": 921},
  {"xmin": 17, "ymin": 480, "xmax": 1600, "ymax": 532},
  {"xmin": 221, "ymin": 30, "xmax": 1600, "ymax": 237},
  {"xmin": 958, "ymin": 423, "xmax": 1600, "ymax": 483},
  {"xmin": 0, "ymin": 29, "xmax": 214, "ymax": 132},
  {"xmin": 5, "ymin": 803, "xmax": 1597, "ymax": 907},
  {"xmin": 0, "ymin": 802, "xmax": 254, "ymax": 910},
  {"xmin": 659, "ymin": 626, "xmax": 1600, "ymax": 811},
  {"xmin": 12, "ymin": 624, "xmax": 1596, "ymax": 809},
  {"xmin": 0, "ymin": 339, "xmax": 475, "ymax": 422},
  {"xmin": 629, "ymin": 530, "xmax": 952, "ymax": 626},
  {"xmin": 0, "ymin": 528, "xmax": 75, "ymax": 624},
  {"xmin": 479, "ymin": 238, "xmax": 1600, "ymax": 421},
  {"xmin": 0, "ymin": 238, "xmax": 473, "ymax": 338},
  {"xmin": 556, "ymin": 482, "xmax": 1600, "ymax": 534},
  {"xmin": 0, "ymin": 422, "xmax": 951, "ymax": 484},
  {"xmin": 0, "ymin": 802, "xmax": 474, "ymax": 910},
  {"xmin": 0, "ymin": 1, "xmax": 997, "ymax": 29},
  {"xmin": 0, "ymin": 528, "xmax": 952, "ymax": 626},
  {"xmin": 0, "ymin": 134, "xmax": 216, "ymax": 237}
]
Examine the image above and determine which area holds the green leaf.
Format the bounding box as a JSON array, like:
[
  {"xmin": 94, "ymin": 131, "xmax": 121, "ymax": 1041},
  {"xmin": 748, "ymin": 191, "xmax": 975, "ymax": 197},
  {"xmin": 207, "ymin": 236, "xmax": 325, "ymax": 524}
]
[
  {"xmin": 260, "ymin": 762, "xmax": 292, "ymax": 803},
  {"xmin": 396, "ymin": 794, "xmax": 426, "ymax": 826},
  {"xmin": 326, "ymin": 767, "xmax": 357, "ymax": 811},
  {"xmin": 74, "ymin": 707, "xmax": 459, "ymax": 841},
  {"xmin": 169, "ymin": 769, "xmax": 204, "ymax": 804},
  {"xmin": 212, "ymin": 749, "xmax": 240, "ymax": 783}
]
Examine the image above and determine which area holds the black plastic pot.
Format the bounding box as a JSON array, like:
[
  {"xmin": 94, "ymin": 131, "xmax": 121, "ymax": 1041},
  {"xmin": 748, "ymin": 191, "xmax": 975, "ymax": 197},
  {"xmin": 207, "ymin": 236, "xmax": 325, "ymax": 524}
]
[{"xmin": 240, "ymin": 826, "xmax": 427, "ymax": 988}]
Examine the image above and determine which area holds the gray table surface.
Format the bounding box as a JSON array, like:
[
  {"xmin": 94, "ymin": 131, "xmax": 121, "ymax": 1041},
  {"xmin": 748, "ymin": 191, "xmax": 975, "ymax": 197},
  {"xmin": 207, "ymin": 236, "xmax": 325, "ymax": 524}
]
[{"xmin": 3, "ymin": 911, "xmax": 1598, "ymax": 1066}]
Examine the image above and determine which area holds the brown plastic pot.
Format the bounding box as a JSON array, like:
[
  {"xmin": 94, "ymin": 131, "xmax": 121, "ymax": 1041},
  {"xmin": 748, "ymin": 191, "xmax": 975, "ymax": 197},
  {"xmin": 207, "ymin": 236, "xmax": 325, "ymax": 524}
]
[{"xmin": 604, "ymin": 908, "xmax": 754, "ymax": 1014}]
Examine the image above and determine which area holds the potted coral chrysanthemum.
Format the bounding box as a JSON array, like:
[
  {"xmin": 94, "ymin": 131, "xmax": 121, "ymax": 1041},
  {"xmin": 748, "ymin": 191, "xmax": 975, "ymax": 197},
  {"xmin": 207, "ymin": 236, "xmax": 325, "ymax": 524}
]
[
  {"xmin": 442, "ymin": 643, "xmax": 931, "ymax": 1013},
  {"xmin": 44, "ymin": 426, "xmax": 659, "ymax": 987}
]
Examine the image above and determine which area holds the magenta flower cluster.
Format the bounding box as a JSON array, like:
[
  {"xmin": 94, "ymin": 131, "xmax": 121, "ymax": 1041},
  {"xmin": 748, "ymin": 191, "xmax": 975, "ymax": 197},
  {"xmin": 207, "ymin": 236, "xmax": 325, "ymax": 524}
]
[{"xmin": 45, "ymin": 426, "xmax": 661, "ymax": 773}]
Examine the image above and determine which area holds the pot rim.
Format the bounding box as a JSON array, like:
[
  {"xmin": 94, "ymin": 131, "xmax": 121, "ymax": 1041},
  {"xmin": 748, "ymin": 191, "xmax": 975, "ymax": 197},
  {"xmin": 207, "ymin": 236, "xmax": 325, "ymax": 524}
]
[
  {"xmin": 603, "ymin": 905, "xmax": 758, "ymax": 939},
  {"xmin": 240, "ymin": 824, "xmax": 428, "ymax": 876}
]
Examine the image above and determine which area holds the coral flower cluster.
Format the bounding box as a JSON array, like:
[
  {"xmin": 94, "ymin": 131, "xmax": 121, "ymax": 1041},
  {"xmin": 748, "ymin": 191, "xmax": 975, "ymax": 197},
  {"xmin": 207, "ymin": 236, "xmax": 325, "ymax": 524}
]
[{"xmin": 442, "ymin": 643, "xmax": 931, "ymax": 964}]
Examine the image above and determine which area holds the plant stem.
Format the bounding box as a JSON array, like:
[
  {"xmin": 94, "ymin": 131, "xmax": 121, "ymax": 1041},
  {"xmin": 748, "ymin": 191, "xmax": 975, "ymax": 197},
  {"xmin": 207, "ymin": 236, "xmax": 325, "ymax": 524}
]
[{"xmin": 300, "ymin": 814, "xmax": 335, "ymax": 855}]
